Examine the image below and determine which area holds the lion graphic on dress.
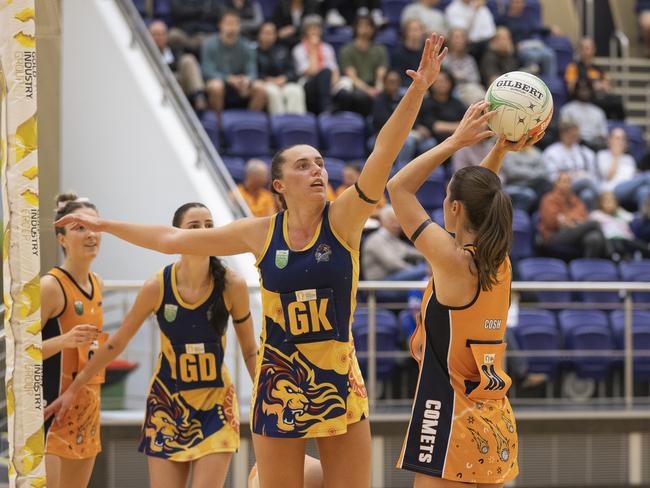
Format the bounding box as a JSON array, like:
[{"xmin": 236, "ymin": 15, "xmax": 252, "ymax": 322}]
[
  {"xmin": 254, "ymin": 345, "xmax": 345, "ymax": 435},
  {"xmin": 143, "ymin": 378, "xmax": 204, "ymax": 455}
]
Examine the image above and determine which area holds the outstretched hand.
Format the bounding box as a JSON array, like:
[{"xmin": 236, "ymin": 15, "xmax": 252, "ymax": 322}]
[
  {"xmin": 448, "ymin": 101, "xmax": 495, "ymax": 148},
  {"xmin": 54, "ymin": 212, "xmax": 104, "ymax": 232},
  {"xmin": 406, "ymin": 33, "xmax": 448, "ymax": 92}
]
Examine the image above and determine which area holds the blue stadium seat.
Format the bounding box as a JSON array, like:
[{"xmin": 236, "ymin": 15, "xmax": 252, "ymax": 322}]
[
  {"xmin": 258, "ymin": 0, "xmax": 277, "ymax": 20},
  {"xmin": 517, "ymin": 257, "xmax": 572, "ymax": 303},
  {"xmin": 610, "ymin": 310, "xmax": 650, "ymax": 380},
  {"xmin": 512, "ymin": 209, "xmax": 534, "ymax": 260},
  {"xmin": 619, "ymin": 260, "xmax": 650, "ymax": 303},
  {"xmin": 381, "ymin": 0, "xmax": 411, "ymax": 29},
  {"xmin": 154, "ymin": 0, "xmax": 171, "ymax": 23},
  {"xmin": 431, "ymin": 208, "xmax": 445, "ymax": 227},
  {"xmin": 200, "ymin": 111, "xmax": 220, "ymax": 149},
  {"xmin": 319, "ymin": 112, "xmax": 366, "ymax": 160},
  {"xmin": 569, "ymin": 258, "xmax": 620, "ymax": 304},
  {"xmin": 325, "ymin": 158, "xmax": 346, "ymax": 189},
  {"xmin": 221, "ymin": 156, "xmax": 246, "ymax": 183},
  {"xmin": 416, "ymin": 167, "xmax": 446, "ymax": 214},
  {"xmin": 559, "ymin": 310, "xmax": 614, "ymax": 380},
  {"xmin": 514, "ymin": 309, "xmax": 561, "ymax": 375},
  {"xmin": 323, "ymin": 26, "xmax": 353, "ymax": 54},
  {"xmin": 544, "ymin": 35, "xmax": 574, "ymax": 76},
  {"xmin": 352, "ymin": 308, "xmax": 400, "ymax": 380},
  {"xmin": 222, "ymin": 110, "xmax": 271, "ymax": 158},
  {"xmin": 606, "ymin": 121, "xmax": 647, "ymax": 163},
  {"xmin": 271, "ymin": 113, "xmax": 319, "ymax": 149},
  {"xmin": 539, "ymin": 74, "xmax": 567, "ymax": 108}
]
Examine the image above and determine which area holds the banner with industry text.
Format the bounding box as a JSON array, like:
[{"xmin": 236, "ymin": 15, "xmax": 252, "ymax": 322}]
[{"xmin": 0, "ymin": 0, "xmax": 45, "ymax": 487}]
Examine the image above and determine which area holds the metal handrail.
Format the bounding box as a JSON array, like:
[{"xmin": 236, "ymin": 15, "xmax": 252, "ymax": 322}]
[{"xmin": 111, "ymin": 0, "xmax": 251, "ymax": 219}]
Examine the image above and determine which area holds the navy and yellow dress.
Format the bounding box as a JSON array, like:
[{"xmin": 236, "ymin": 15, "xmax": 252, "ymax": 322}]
[
  {"xmin": 252, "ymin": 203, "xmax": 368, "ymax": 438},
  {"xmin": 139, "ymin": 263, "xmax": 239, "ymax": 461}
]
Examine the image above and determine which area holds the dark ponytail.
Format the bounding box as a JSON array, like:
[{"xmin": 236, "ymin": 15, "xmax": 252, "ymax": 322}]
[
  {"xmin": 449, "ymin": 167, "xmax": 513, "ymax": 291},
  {"xmin": 173, "ymin": 202, "xmax": 229, "ymax": 336}
]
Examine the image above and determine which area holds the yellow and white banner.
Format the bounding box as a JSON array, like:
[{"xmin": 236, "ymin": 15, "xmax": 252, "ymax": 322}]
[{"xmin": 1, "ymin": 1, "xmax": 45, "ymax": 487}]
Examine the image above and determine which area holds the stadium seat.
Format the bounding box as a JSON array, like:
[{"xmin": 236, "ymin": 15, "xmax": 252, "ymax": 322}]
[
  {"xmin": 154, "ymin": 0, "xmax": 171, "ymax": 23},
  {"xmin": 619, "ymin": 260, "xmax": 650, "ymax": 303},
  {"xmin": 416, "ymin": 167, "xmax": 446, "ymax": 214},
  {"xmin": 539, "ymin": 74, "xmax": 567, "ymax": 108},
  {"xmin": 610, "ymin": 310, "xmax": 650, "ymax": 380},
  {"xmin": 323, "ymin": 26, "xmax": 353, "ymax": 54},
  {"xmin": 352, "ymin": 308, "xmax": 400, "ymax": 380},
  {"xmin": 431, "ymin": 208, "xmax": 445, "ymax": 228},
  {"xmin": 606, "ymin": 121, "xmax": 646, "ymax": 163},
  {"xmin": 517, "ymin": 257, "xmax": 571, "ymax": 303},
  {"xmin": 221, "ymin": 156, "xmax": 246, "ymax": 183},
  {"xmin": 544, "ymin": 35, "xmax": 574, "ymax": 76},
  {"xmin": 221, "ymin": 110, "xmax": 271, "ymax": 158},
  {"xmin": 559, "ymin": 310, "xmax": 614, "ymax": 380},
  {"xmin": 258, "ymin": 0, "xmax": 277, "ymax": 20},
  {"xmin": 318, "ymin": 112, "xmax": 366, "ymax": 160},
  {"xmin": 200, "ymin": 111, "xmax": 220, "ymax": 150},
  {"xmin": 512, "ymin": 209, "xmax": 534, "ymax": 261},
  {"xmin": 514, "ymin": 309, "xmax": 561, "ymax": 375},
  {"xmin": 325, "ymin": 158, "xmax": 346, "ymax": 189},
  {"xmin": 569, "ymin": 258, "xmax": 620, "ymax": 304},
  {"xmin": 271, "ymin": 113, "xmax": 319, "ymax": 149},
  {"xmin": 380, "ymin": 0, "xmax": 411, "ymax": 29}
]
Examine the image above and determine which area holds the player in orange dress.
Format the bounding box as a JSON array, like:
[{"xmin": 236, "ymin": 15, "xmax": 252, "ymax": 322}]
[
  {"xmin": 41, "ymin": 193, "xmax": 105, "ymax": 488},
  {"xmin": 388, "ymin": 102, "xmax": 544, "ymax": 487}
]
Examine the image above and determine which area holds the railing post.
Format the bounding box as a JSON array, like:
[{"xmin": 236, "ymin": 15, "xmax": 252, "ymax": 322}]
[
  {"xmin": 367, "ymin": 290, "xmax": 377, "ymax": 411},
  {"xmin": 623, "ymin": 292, "xmax": 634, "ymax": 409}
]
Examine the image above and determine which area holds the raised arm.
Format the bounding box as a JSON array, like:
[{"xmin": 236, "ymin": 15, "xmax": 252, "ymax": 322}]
[
  {"xmin": 55, "ymin": 214, "xmax": 271, "ymax": 259},
  {"xmin": 224, "ymin": 269, "xmax": 258, "ymax": 380},
  {"xmin": 44, "ymin": 275, "xmax": 160, "ymax": 422},
  {"xmin": 330, "ymin": 33, "xmax": 447, "ymax": 246}
]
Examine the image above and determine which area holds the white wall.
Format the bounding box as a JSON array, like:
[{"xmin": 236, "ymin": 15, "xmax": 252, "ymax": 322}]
[{"xmin": 61, "ymin": 0, "xmax": 257, "ymax": 410}]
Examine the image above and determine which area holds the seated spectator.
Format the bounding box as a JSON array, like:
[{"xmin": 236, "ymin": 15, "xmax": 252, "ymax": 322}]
[
  {"xmin": 417, "ymin": 70, "xmax": 466, "ymax": 143},
  {"xmin": 543, "ymin": 120, "xmax": 600, "ymax": 209},
  {"xmin": 202, "ymin": 11, "xmax": 267, "ymax": 112},
  {"xmin": 590, "ymin": 192, "xmax": 650, "ymax": 261},
  {"xmin": 443, "ymin": 28, "xmax": 486, "ymax": 105},
  {"xmin": 271, "ymin": 0, "xmax": 320, "ymax": 47},
  {"xmin": 496, "ymin": 0, "xmax": 557, "ymax": 78},
  {"xmin": 501, "ymin": 145, "xmax": 552, "ymax": 209},
  {"xmin": 371, "ymin": 70, "xmax": 428, "ymax": 167},
  {"xmin": 237, "ymin": 159, "xmax": 278, "ymax": 216},
  {"xmin": 401, "ymin": 0, "xmax": 447, "ymax": 36},
  {"xmin": 538, "ymin": 172, "xmax": 606, "ymax": 258},
  {"xmin": 392, "ymin": 19, "xmax": 426, "ymax": 87},
  {"xmin": 631, "ymin": 199, "xmax": 650, "ymax": 242},
  {"xmin": 560, "ymin": 79, "xmax": 607, "ymax": 150},
  {"xmin": 168, "ymin": 0, "xmax": 222, "ymax": 54},
  {"xmin": 292, "ymin": 15, "xmax": 340, "ymax": 114},
  {"xmin": 149, "ymin": 20, "xmax": 207, "ymax": 112},
  {"xmin": 256, "ymin": 22, "xmax": 306, "ymax": 114},
  {"xmin": 362, "ymin": 205, "xmax": 428, "ymax": 301},
  {"xmin": 336, "ymin": 14, "xmax": 389, "ymax": 116},
  {"xmin": 480, "ymin": 26, "xmax": 520, "ymax": 86},
  {"xmin": 598, "ymin": 128, "xmax": 650, "ymax": 210},
  {"xmin": 564, "ymin": 38, "xmax": 625, "ymax": 119},
  {"xmin": 223, "ymin": 0, "xmax": 263, "ymax": 39},
  {"xmin": 445, "ymin": 0, "xmax": 496, "ymax": 54}
]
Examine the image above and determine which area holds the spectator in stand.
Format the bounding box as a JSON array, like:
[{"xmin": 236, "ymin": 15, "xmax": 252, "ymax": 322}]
[
  {"xmin": 496, "ymin": 0, "xmax": 558, "ymax": 78},
  {"xmin": 256, "ymin": 22, "xmax": 306, "ymax": 114},
  {"xmin": 445, "ymin": 0, "xmax": 496, "ymax": 57},
  {"xmin": 564, "ymin": 37, "xmax": 625, "ymax": 120},
  {"xmin": 337, "ymin": 14, "xmax": 389, "ymax": 116},
  {"xmin": 168, "ymin": 0, "xmax": 222, "ymax": 54},
  {"xmin": 292, "ymin": 15, "xmax": 340, "ymax": 114},
  {"xmin": 362, "ymin": 205, "xmax": 427, "ymax": 301},
  {"xmin": 237, "ymin": 159, "xmax": 277, "ymax": 217},
  {"xmin": 539, "ymin": 172, "xmax": 607, "ymax": 258},
  {"xmin": 480, "ymin": 26, "xmax": 520, "ymax": 86},
  {"xmin": 400, "ymin": 0, "xmax": 447, "ymax": 36},
  {"xmin": 501, "ymin": 145, "xmax": 552, "ymax": 209},
  {"xmin": 223, "ymin": 0, "xmax": 263, "ymax": 39},
  {"xmin": 417, "ymin": 69, "xmax": 466, "ymax": 143},
  {"xmin": 271, "ymin": 0, "xmax": 320, "ymax": 47},
  {"xmin": 631, "ymin": 199, "xmax": 650, "ymax": 242},
  {"xmin": 202, "ymin": 11, "xmax": 267, "ymax": 113},
  {"xmin": 560, "ymin": 79, "xmax": 608, "ymax": 150},
  {"xmin": 443, "ymin": 27, "xmax": 486, "ymax": 105},
  {"xmin": 542, "ymin": 120, "xmax": 600, "ymax": 209},
  {"xmin": 149, "ymin": 20, "xmax": 207, "ymax": 112},
  {"xmin": 392, "ymin": 19, "xmax": 427, "ymax": 87},
  {"xmin": 323, "ymin": 0, "xmax": 386, "ymax": 27},
  {"xmin": 598, "ymin": 127, "xmax": 650, "ymax": 210}
]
